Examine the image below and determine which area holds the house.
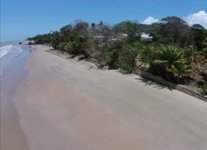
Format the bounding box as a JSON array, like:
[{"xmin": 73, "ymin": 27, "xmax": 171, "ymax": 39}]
[{"xmin": 141, "ymin": 32, "xmax": 153, "ymax": 41}]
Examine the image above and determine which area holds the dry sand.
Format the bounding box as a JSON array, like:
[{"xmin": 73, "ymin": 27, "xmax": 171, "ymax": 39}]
[{"xmin": 1, "ymin": 45, "xmax": 207, "ymax": 150}]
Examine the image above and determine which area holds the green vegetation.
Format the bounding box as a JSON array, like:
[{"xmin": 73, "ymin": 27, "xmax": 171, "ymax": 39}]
[
  {"xmin": 28, "ymin": 17, "xmax": 207, "ymax": 96},
  {"xmin": 139, "ymin": 45, "xmax": 191, "ymax": 82},
  {"xmin": 201, "ymin": 82, "xmax": 207, "ymax": 95}
]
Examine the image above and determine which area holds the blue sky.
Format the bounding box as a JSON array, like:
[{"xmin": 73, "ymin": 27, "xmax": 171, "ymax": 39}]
[{"xmin": 1, "ymin": 0, "xmax": 207, "ymax": 42}]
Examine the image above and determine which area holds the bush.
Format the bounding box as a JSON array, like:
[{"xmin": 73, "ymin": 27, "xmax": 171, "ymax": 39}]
[
  {"xmin": 139, "ymin": 45, "xmax": 158, "ymax": 64},
  {"xmin": 118, "ymin": 44, "xmax": 138, "ymax": 73},
  {"xmin": 55, "ymin": 34, "xmax": 89, "ymax": 57},
  {"xmin": 202, "ymin": 48, "xmax": 207, "ymax": 59},
  {"xmin": 200, "ymin": 81, "xmax": 207, "ymax": 95},
  {"xmin": 138, "ymin": 44, "xmax": 191, "ymax": 82},
  {"xmin": 90, "ymin": 43, "xmax": 111, "ymax": 67},
  {"xmin": 105, "ymin": 49, "xmax": 119, "ymax": 69}
]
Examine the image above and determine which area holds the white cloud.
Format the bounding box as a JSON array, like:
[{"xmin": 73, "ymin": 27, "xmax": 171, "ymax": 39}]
[
  {"xmin": 141, "ymin": 17, "xmax": 159, "ymax": 25},
  {"xmin": 184, "ymin": 10, "xmax": 207, "ymax": 28}
]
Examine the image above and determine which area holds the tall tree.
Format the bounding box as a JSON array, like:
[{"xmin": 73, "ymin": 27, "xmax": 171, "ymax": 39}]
[
  {"xmin": 158, "ymin": 16, "xmax": 190, "ymax": 46},
  {"xmin": 112, "ymin": 21, "xmax": 140, "ymax": 42},
  {"xmin": 190, "ymin": 24, "xmax": 207, "ymax": 50},
  {"xmin": 73, "ymin": 21, "xmax": 89, "ymax": 34}
]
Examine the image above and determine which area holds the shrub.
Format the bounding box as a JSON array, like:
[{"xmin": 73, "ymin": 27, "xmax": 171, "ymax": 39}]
[
  {"xmin": 91, "ymin": 43, "xmax": 111, "ymax": 67},
  {"xmin": 105, "ymin": 49, "xmax": 119, "ymax": 69},
  {"xmin": 200, "ymin": 81, "xmax": 207, "ymax": 95},
  {"xmin": 139, "ymin": 45, "xmax": 191, "ymax": 82},
  {"xmin": 118, "ymin": 44, "xmax": 138, "ymax": 73},
  {"xmin": 139, "ymin": 45, "xmax": 158, "ymax": 64},
  {"xmin": 202, "ymin": 48, "xmax": 207, "ymax": 59}
]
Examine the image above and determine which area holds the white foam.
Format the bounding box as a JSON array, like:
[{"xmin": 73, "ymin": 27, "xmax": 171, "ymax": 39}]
[{"xmin": 0, "ymin": 45, "xmax": 13, "ymax": 58}]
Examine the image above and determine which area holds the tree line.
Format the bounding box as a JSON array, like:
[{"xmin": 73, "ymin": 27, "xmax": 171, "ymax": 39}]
[{"xmin": 28, "ymin": 16, "xmax": 207, "ymax": 95}]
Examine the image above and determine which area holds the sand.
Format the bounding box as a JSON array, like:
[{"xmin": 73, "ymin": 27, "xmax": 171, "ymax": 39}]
[
  {"xmin": 1, "ymin": 46, "xmax": 30, "ymax": 150},
  {"xmin": 1, "ymin": 45, "xmax": 207, "ymax": 150}
]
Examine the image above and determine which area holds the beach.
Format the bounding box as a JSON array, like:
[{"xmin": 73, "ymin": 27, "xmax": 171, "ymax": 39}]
[
  {"xmin": 1, "ymin": 44, "xmax": 207, "ymax": 150},
  {"xmin": 1, "ymin": 44, "xmax": 31, "ymax": 150}
]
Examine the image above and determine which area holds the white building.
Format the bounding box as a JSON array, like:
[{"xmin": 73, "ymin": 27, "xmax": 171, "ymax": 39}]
[{"xmin": 141, "ymin": 32, "xmax": 153, "ymax": 41}]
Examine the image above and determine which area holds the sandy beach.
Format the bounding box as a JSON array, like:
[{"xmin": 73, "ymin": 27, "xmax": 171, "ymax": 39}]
[{"xmin": 1, "ymin": 45, "xmax": 207, "ymax": 150}]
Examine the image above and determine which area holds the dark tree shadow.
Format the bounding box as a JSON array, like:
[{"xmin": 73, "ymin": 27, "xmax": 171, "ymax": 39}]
[{"xmin": 135, "ymin": 77, "xmax": 174, "ymax": 91}]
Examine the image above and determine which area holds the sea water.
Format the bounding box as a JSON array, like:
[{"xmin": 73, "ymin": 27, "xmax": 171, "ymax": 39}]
[
  {"xmin": 0, "ymin": 42, "xmax": 24, "ymax": 58},
  {"xmin": 0, "ymin": 41, "xmax": 19, "ymax": 57},
  {"xmin": 0, "ymin": 43, "xmax": 31, "ymax": 80}
]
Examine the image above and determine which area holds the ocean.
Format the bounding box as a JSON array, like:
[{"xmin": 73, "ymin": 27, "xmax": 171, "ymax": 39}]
[
  {"xmin": 0, "ymin": 42, "xmax": 31, "ymax": 81},
  {"xmin": 0, "ymin": 42, "xmax": 23, "ymax": 58}
]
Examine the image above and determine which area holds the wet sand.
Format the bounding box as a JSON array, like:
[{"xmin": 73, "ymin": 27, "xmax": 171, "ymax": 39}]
[
  {"xmin": 1, "ymin": 45, "xmax": 207, "ymax": 150},
  {"xmin": 1, "ymin": 46, "xmax": 30, "ymax": 150},
  {"xmin": 1, "ymin": 95, "xmax": 29, "ymax": 150}
]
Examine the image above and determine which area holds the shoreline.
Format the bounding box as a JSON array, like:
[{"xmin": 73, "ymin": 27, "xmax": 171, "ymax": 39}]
[
  {"xmin": 1, "ymin": 45, "xmax": 31, "ymax": 150},
  {"xmin": 1, "ymin": 44, "xmax": 207, "ymax": 150}
]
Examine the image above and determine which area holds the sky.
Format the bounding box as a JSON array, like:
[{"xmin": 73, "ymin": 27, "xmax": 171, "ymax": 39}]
[{"xmin": 1, "ymin": 0, "xmax": 207, "ymax": 42}]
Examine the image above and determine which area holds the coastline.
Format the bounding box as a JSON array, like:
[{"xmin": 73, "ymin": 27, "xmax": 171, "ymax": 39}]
[
  {"xmin": 1, "ymin": 44, "xmax": 207, "ymax": 150},
  {"xmin": 1, "ymin": 45, "xmax": 31, "ymax": 150}
]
